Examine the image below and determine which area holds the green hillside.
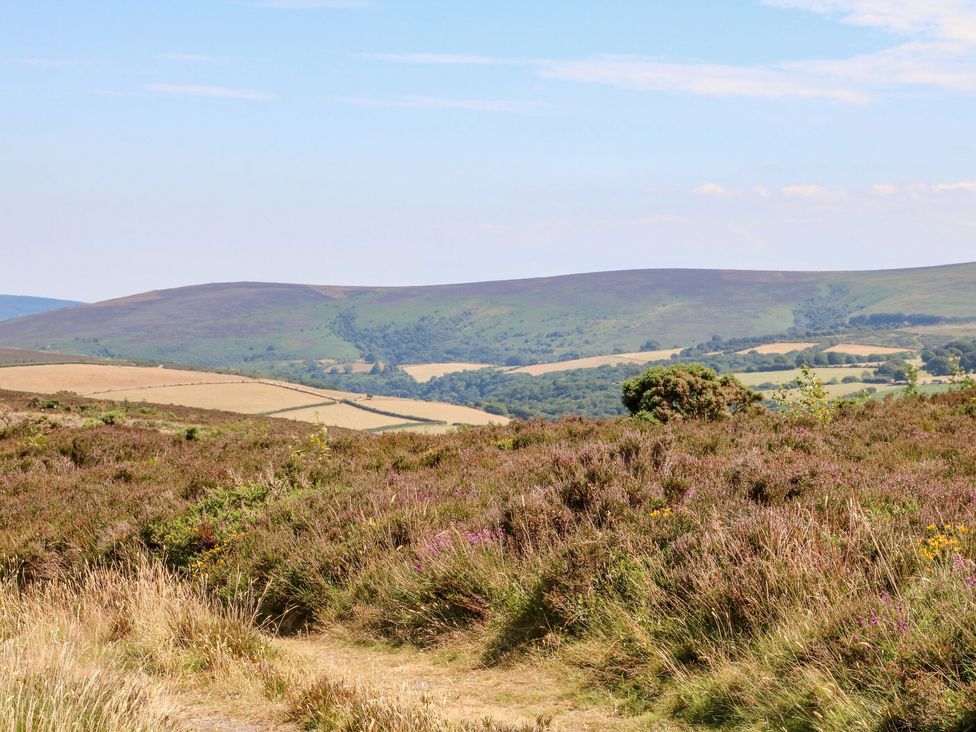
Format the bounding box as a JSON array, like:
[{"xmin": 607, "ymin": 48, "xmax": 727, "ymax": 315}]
[
  {"xmin": 0, "ymin": 263, "xmax": 973, "ymax": 369},
  {"xmin": 0, "ymin": 295, "xmax": 83, "ymax": 322}
]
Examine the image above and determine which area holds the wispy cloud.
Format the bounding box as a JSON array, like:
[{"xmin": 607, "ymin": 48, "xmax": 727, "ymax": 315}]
[
  {"xmin": 328, "ymin": 95, "xmax": 553, "ymax": 113},
  {"xmin": 782, "ymin": 184, "xmax": 842, "ymax": 198},
  {"xmin": 763, "ymin": 0, "xmax": 976, "ymax": 44},
  {"xmin": 162, "ymin": 53, "xmax": 229, "ymax": 64},
  {"xmin": 933, "ymin": 181, "xmax": 976, "ymax": 192},
  {"xmin": 537, "ymin": 56, "xmax": 868, "ymax": 102},
  {"xmin": 692, "ymin": 182, "xmax": 733, "ymax": 196},
  {"xmin": 144, "ymin": 84, "xmax": 275, "ymax": 101},
  {"xmin": 366, "ymin": 2, "xmax": 976, "ymax": 103}
]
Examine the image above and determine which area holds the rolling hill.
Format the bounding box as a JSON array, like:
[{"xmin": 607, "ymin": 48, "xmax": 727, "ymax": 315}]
[
  {"xmin": 0, "ymin": 263, "xmax": 973, "ymax": 370},
  {"xmin": 0, "ymin": 294, "xmax": 82, "ymax": 321}
]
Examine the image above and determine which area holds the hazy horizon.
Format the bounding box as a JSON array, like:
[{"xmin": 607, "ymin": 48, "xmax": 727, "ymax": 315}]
[{"xmin": 5, "ymin": 1, "xmax": 976, "ymax": 301}]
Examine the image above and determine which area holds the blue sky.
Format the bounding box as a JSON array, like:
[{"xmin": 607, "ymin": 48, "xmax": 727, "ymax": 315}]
[{"xmin": 2, "ymin": 0, "xmax": 976, "ymax": 301}]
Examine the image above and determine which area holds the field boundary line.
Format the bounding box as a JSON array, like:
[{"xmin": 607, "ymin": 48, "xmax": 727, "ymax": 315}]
[
  {"xmin": 338, "ymin": 398, "xmax": 446, "ymax": 425},
  {"xmin": 260, "ymin": 400, "xmax": 339, "ymax": 416}
]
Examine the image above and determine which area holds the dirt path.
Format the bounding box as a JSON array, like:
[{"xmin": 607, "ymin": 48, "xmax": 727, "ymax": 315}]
[
  {"xmin": 162, "ymin": 631, "xmax": 648, "ymax": 731},
  {"xmin": 277, "ymin": 632, "xmax": 641, "ymax": 731}
]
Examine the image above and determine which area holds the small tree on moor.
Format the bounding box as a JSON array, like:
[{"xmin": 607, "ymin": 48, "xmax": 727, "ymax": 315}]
[{"xmin": 622, "ymin": 363, "xmax": 761, "ymax": 423}]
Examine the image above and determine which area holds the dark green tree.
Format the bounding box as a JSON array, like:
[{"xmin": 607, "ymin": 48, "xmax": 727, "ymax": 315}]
[{"xmin": 622, "ymin": 364, "xmax": 761, "ymax": 423}]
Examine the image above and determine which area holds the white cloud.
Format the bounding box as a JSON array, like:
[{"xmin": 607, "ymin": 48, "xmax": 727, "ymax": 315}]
[
  {"xmin": 763, "ymin": 0, "xmax": 976, "ymax": 44},
  {"xmin": 144, "ymin": 84, "xmax": 275, "ymax": 101},
  {"xmin": 693, "ymin": 182, "xmax": 733, "ymax": 196},
  {"xmin": 872, "ymin": 183, "xmax": 899, "ymax": 194},
  {"xmin": 366, "ymin": 1, "xmax": 976, "ymax": 104},
  {"xmin": 328, "ymin": 95, "xmax": 552, "ymax": 113},
  {"xmin": 785, "ymin": 41, "xmax": 976, "ymax": 93},
  {"xmin": 933, "ymin": 181, "xmax": 976, "ymax": 191}
]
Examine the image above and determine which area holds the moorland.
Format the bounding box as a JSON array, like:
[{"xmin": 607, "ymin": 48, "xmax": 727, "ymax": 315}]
[{"xmin": 4, "ymin": 382, "xmax": 976, "ymax": 729}]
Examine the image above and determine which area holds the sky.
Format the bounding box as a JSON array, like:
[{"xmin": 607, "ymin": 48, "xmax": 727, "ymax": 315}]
[{"xmin": 2, "ymin": 0, "xmax": 976, "ymax": 302}]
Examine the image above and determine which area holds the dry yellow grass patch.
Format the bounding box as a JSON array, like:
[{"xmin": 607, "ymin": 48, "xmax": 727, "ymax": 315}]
[
  {"xmin": 0, "ymin": 364, "xmax": 238, "ymax": 394},
  {"xmin": 0, "ymin": 364, "xmax": 504, "ymax": 433},
  {"xmin": 279, "ymin": 403, "xmax": 421, "ymax": 430},
  {"xmin": 353, "ymin": 396, "xmax": 508, "ymax": 426},
  {"xmin": 509, "ymin": 349, "xmax": 682, "ymax": 376},
  {"xmin": 97, "ymin": 382, "xmax": 328, "ymax": 414},
  {"xmin": 824, "ymin": 343, "xmax": 915, "ymax": 356},
  {"xmin": 401, "ymin": 363, "xmax": 492, "ymax": 383},
  {"xmin": 735, "ymin": 342, "xmax": 819, "ymax": 355}
]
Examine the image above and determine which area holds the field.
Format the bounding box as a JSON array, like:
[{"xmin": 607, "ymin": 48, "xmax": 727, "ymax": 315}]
[
  {"xmin": 402, "ymin": 362, "xmax": 493, "ymax": 382},
  {"xmin": 824, "ymin": 343, "xmax": 915, "ymax": 356},
  {"xmin": 734, "ymin": 341, "xmax": 818, "ymax": 354},
  {"xmin": 0, "ymin": 363, "xmax": 506, "ymax": 432},
  {"xmin": 508, "ymin": 349, "xmax": 683, "ymax": 376},
  {"xmin": 2, "ymin": 262, "xmax": 975, "ymax": 370},
  {"xmin": 5, "ymin": 386, "xmax": 976, "ymax": 729}
]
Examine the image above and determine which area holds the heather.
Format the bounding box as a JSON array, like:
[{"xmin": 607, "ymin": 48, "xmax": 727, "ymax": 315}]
[{"xmin": 4, "ymin": 388, "xmax": 976, "ymax": 728}]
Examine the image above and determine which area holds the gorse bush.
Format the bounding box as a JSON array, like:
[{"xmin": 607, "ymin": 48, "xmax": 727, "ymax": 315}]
[
  {"xmin": 621, "ymin": 364, "xmax": 761, "ymax": 423},
  {"xmin": 5, "ymin": 388, "xmax": 976, "ymax": 728}
]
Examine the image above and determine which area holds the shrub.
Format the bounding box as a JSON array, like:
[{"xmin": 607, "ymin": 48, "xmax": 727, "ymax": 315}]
[{"xmin": 621, "ymin": 364, "xmax": 761, "ymax": 423}]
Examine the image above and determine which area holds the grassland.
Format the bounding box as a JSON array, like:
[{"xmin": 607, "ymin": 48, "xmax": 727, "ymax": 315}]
[
  {"xmin": 824, "ymin": 343, "xmax": 915, "ymax": 356},
  {"xmin": 1, "ymin": 263, "xmax": 974, "ymax": 370},
  {"xmin": 507, "ymin": 349, "xmax": 683, "ymax": 376},
  {"xmin": 0, "ymin": 364, "xmax": 506, "ymax": 432},
  {"xmin": 402, "ymin": 362, "xmax": 493, "ymax": 382},
  {"xmin": 5, "ymin": 386, "xmax": 976, "ymax": 728},
  {"xmin": 734, "ymin": 341, "xmax": 819, "ymax": 354}
]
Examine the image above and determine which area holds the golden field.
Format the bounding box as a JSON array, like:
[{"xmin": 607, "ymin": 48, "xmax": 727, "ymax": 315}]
[{"xmin": 0, "ymin": 363, "xmax": 507, "ymax": 432}]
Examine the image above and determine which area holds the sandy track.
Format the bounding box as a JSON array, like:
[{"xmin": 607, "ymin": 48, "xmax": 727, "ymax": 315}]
[{"xmin": 278, "ymin": 633, "xmax": 640, "ymax": 731}]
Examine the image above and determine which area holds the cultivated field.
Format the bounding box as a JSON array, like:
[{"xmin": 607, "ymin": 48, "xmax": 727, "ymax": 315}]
[
  {"xmin": 732, "ymin": 366, "xmax": 871, "ymax": 387},
  {"xmin": 402, "ymin": 362, "xmax": 492, "ymax": 382},
  {"xmin": 0, "ymin": 363, "xmax": 506, "ymax": 432},
  {"xmin": 735, "ymin": 341, "xmax": 818, "ymax": 355},
  {"xmin": 509, "ymin": 349, "xmax": 683, "ymax": 376},
  {"xmin": 824, "ymin": 343, "xmax": 915, "ymax": 356}
]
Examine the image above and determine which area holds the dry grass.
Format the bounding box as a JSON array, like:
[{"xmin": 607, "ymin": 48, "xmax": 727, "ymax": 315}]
[
  {"xmin": 0, "ymin": 560, "xmax": 272, "ymax": 731},
  {"xmin": 355, "ymin": 396, "xmax": 509, "ymax": 426},
  {"xmin": 509, "ymin": 350, "xmax": 682, "ymax": 376},
  {"xmin": 824, "ymin": 343, "xmax": 915, "ymax": 356},
  {"xmin": 734, "ymin": 341, "xmax": 819, "ymax": 355},
  {"xmin": 0, "ymin": 364, "xmax": 238, "ymax": 393},
  {"xmin": 282, "ymin": 403, "xmax": 423, "ymax": 430},
  {"xmin": 0, "ymin": 364, "xmax": 504, "ymax": 432},
  {"xmin": 99, "ymin": 382, "xmax": 329, "ymax": 414},
  {"xmin": 402, "ymin": 363, "xmax": 494, "ymax": 383}
]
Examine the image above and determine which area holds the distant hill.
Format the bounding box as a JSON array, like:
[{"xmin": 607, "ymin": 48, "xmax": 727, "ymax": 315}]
[
  {"xmin": 0, "ymin": 295, "xmax": 82, "ymax": 322},
  {"xmin": 0, "ymin": 263, "xmax": 973, "ymax": 369}
]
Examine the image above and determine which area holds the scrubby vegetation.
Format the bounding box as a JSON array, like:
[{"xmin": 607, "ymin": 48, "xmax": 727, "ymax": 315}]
[{"xmin": 5, "ymin": 385, "xmax": 976, "ymax": 728}]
